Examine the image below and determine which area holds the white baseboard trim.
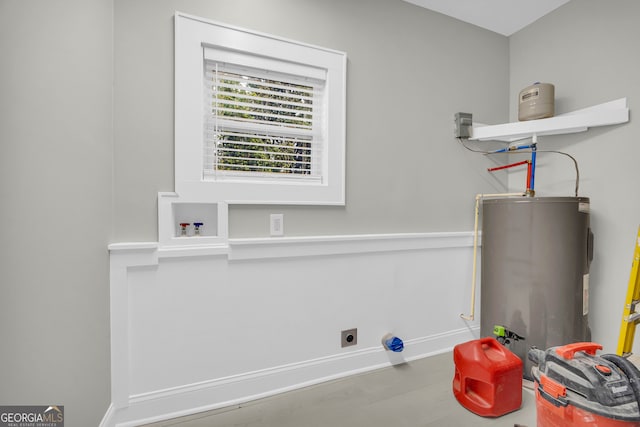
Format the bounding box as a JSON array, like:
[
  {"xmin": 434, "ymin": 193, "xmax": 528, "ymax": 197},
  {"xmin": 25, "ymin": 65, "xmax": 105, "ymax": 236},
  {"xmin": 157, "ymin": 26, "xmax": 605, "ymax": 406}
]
[
  {"xmin": 102, "ymin": 326, "xmax": 479, "ymax": 427},
  {"xmin": 99, "ymin": 404, "xmax": 115, "ymax": 427}
]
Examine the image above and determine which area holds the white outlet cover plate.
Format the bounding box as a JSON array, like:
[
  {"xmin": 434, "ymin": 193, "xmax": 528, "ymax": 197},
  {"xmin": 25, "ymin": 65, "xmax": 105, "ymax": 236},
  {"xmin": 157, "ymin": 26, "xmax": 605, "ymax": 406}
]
[{"xmin": 270, "ymin": 214, "xmax": 284, "ymax": 236}]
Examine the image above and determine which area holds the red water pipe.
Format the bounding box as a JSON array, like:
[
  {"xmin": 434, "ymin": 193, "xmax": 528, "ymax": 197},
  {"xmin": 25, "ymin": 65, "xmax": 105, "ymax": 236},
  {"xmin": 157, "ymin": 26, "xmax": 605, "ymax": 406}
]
[
  {"xmin": 488, "ymin": 160, "xmax": 533, "ymax": 195},
  {"xmin": 487, "ymin": 160, "xmax": 529, "ymax": 172}
]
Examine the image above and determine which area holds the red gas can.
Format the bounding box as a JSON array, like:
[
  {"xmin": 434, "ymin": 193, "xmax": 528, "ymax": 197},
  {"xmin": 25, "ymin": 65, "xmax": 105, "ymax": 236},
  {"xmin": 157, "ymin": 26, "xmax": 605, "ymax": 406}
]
[{"xmin": 453, "ymin": 337, "xmax": 523, "ymax": 417}]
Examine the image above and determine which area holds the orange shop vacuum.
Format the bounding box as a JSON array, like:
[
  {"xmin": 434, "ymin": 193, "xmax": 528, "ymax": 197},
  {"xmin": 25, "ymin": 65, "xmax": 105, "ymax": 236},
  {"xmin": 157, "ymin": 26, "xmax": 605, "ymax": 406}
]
[{"xmin": 529, "ymin": 342, "xmax": 640, "ymax": 427}]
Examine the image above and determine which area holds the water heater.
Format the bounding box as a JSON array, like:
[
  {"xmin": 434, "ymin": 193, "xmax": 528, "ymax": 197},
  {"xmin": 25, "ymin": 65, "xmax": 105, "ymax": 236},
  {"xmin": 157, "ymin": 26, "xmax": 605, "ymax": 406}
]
[{"xmin": 480, "ymin": 197, "xmax": 593, "ymax": 379}]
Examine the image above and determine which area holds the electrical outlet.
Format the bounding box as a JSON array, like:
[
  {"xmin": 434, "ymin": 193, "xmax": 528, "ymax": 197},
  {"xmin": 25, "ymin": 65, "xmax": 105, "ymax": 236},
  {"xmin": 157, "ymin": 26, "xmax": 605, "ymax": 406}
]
[
  {"xmin": 454, "ymin": 112, "xmax": 473, "ymax": 138},
  {"xmin": 341, "ymin": 328, "xmax": 358, "ymax": 348},
  {"xmin": 270, "ymin": 213, "xmax": 284, "ymax": 236}
]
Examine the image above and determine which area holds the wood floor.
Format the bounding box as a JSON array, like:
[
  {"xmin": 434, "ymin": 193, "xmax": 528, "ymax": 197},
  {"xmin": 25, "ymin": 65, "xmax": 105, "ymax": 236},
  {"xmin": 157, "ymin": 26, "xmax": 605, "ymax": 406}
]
[{"xmin": 144, "ymin": 351, "xmax": 537, "ymax": 426}]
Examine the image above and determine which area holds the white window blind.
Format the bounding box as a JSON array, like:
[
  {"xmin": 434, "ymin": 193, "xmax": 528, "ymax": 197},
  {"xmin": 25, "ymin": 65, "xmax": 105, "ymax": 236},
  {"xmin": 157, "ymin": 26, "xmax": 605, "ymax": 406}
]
[{"xmin": 203, "ymin": 60, "xmax": 325, "ymax": 182}]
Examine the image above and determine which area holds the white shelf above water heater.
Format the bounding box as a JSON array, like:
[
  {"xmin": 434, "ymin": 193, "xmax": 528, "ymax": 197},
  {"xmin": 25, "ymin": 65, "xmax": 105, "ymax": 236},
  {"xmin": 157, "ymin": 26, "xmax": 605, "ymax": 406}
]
[{"xmin": 470, "ymin": 98, "xmax": 629, "ymax": 143}]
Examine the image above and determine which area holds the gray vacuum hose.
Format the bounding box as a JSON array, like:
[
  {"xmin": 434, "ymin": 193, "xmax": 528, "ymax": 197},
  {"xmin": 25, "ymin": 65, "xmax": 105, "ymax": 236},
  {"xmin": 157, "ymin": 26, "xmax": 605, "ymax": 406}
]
[{"xmin": 602, "ymin": 354, "xmax": 640, "ymax": 411}]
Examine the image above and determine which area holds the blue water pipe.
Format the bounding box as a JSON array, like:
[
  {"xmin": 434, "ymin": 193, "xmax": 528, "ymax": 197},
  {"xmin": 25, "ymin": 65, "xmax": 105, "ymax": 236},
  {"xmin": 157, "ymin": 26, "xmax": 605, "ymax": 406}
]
[
  {"xmin": 529, "ymin": 143, "xmax": 537, "ymax": 193},
  {"xmin": 488, "ymin": 143, "xmax": 535, "ymax": 154}
]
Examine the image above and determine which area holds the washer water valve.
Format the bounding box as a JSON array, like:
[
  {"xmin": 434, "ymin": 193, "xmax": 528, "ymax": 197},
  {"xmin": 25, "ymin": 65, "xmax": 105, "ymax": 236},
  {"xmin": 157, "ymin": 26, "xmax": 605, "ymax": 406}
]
[
  {"xmin": 193, "ymin": 222, "xmax": 203, "ymax": 236},
  {"xmin": 179, "ymin": 223, "xmax": 190, "ymax": 236}
]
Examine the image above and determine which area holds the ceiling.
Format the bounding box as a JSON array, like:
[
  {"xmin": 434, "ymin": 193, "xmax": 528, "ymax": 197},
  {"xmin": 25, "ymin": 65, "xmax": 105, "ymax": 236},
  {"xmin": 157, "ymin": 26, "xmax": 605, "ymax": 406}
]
[{"xmin": 402, "ymin": 0, "xmax": 570, "ymax": 36}]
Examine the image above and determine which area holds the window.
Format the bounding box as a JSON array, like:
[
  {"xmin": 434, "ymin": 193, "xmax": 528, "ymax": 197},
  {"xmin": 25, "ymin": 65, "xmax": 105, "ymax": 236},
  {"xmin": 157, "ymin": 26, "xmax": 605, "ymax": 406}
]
[
  {"xmin": 175, "ymin": 13, "xmax": 347, "ymax": 205},
  {"xmin": 203, "ymin": 52, "xmax": 324, "ymax": 183}
]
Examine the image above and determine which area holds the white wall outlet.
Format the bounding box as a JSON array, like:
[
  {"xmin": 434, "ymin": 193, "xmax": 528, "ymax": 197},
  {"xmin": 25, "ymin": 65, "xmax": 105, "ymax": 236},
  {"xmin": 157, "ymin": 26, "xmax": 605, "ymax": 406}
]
[{"xmin": 270, "ymin": 214, "xmax": 284, "ymax": 236}]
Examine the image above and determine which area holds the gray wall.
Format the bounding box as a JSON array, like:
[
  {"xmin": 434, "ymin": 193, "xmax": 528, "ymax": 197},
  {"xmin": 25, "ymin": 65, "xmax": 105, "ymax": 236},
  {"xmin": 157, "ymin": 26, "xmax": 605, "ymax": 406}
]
[
  {"xmin": 509, "ymin": 0, "xmax": 640, "ymax": 352},
  {"xmin": 0, "ymin": 0, "xmax": 113, "ymax": 426},
  {"xmin": 113, "ymin": 0, "xmax": 510, "ymax": 241},
  {"xmin": 5, "ymin": 0, "xmax": 584, "ymax": 425}
]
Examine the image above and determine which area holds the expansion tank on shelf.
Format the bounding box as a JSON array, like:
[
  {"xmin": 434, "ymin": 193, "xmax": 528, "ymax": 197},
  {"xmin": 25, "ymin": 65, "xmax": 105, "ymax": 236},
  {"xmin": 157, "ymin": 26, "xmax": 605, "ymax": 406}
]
[{"xmin": 480, "ymin": 197, "xmax": 593, "ymax": 379}]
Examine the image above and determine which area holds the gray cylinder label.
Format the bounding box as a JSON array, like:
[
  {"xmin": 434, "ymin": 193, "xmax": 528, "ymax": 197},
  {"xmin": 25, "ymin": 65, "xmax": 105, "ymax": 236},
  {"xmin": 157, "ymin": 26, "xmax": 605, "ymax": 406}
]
[{"xmin": 520, "ymin": 87, "xmax": 540, "ymax": 102}]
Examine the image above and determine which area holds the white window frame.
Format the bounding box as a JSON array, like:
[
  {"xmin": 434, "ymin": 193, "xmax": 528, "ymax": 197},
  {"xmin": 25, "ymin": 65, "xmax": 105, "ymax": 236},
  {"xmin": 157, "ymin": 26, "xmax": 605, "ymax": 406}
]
[{"xmin": 175, "ymin": 12, "xmax": 347, "ymax": 205}]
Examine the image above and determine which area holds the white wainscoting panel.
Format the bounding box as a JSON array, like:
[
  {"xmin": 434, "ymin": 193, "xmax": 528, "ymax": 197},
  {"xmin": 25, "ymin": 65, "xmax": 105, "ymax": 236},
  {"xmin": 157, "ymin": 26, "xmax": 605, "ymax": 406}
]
[{"xmin": 103, "ymin": 232, "xmax": 481, "ymax": 426}]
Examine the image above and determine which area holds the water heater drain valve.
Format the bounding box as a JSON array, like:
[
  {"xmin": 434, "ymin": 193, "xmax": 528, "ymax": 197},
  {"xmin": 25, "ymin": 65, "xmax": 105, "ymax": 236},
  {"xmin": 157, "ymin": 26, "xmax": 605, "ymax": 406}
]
[{"xmin": 493, "ymin": 325, "xmax": 524, "ymax": 345}]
